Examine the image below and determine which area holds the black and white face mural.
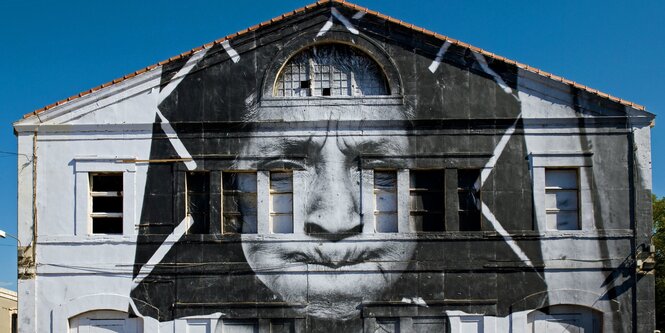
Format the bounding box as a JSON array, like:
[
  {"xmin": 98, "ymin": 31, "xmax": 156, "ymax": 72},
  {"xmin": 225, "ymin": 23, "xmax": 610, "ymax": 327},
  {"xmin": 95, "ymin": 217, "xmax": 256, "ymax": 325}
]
[{"xmin": 129, "ymin": 5, "xmax": 564, "ymax": 332}]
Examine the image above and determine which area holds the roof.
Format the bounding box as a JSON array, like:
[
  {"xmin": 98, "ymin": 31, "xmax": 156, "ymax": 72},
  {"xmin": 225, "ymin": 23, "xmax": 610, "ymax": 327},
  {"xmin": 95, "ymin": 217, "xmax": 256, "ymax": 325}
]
[{"xmin": 23, "ymin": 0, "xmax": 646, "ymax": 119}]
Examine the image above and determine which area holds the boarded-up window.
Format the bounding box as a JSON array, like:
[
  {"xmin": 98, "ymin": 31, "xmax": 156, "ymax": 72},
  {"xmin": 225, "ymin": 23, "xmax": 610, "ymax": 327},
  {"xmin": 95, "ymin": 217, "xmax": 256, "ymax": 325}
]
[
  {"xmin": 185, "ymin": 319, "xmax": 211, "ymax": 333},
  {"xmin": 545, "ymin": 169, "xmax": 579, "ymax": 230},
  {"xmin": 89, "ymin": 173, "xmax": 123, "ymax": 234},
  {"xmin": 222, "ymin": 172, "xmax": 258, "ymax": 234},
  {"xmin": 376, "ymin": 318, "xmax": 400, "ymax": 333},
  {"xmin": 458, "ymin": 169, "xmax": 481, "ymax": 231},
  {"xmin": 413, "ymin": 317, "xmax": 446, "ymax": 333},
  {"xmin": 374, "ymin": 171, "xmax": 398, "ymax": 232},
  {"xmin": 269, "ymin": 319, "xmax": 295, "ymax": 333},
  {"xmin": 275, "ymin": 44, "xmax": 389, "ymax": 97},
  {"xmin": 187, "ymin": 172, "xmax": 210, "ymax": 234},
  {"xmin": 219, "ymin": 320, "xmax": 258, "ymax": 333},
  {"xmin": 270, "ymin": 172, "xmax": 294, "ymax": 233},
  {"xmin": 410, "ymin": 170, "xmax": 445, "ymax": 232}
]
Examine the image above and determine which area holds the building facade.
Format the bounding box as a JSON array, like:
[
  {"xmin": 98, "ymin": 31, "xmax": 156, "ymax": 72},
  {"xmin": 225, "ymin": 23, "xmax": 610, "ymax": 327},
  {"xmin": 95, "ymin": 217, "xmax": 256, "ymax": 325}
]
[
  {"xmin": 0, "ymin": 288, "xmax": 17, "ymax": 333},
  {"xmin": 13, "ymin": 1, "xmax": 655, "ymax": 332}
]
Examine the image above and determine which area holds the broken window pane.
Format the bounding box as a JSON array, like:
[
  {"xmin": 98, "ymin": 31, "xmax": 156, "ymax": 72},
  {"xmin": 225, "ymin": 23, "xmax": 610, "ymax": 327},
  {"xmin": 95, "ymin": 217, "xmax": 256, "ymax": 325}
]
[
  {"xmin": 409, "ymin": 170, "xmax": 445, "ymax": 232},
  {"xmin": 270, "ymin": 172, "xmax": 293, "ymax": 234},
  {"xmin": 90, "ymin": 173, "xmax": 123, "ymax": 234},
  {"xmin": 223, "ymin": 172, "xmax": 257, "ymax": 234},
  {"xmin": 274, "ymin": 44, "xmax": 389, "ymax": 97},
  {"xmin": 458, "ymin": 169, "xmax": 481, "ymax": 231},
  {"xmin": 187, "ymin": 172, "xmax": 210, "ymax": 234},
  {"xmin": 92, "ymin": 196, "xmax": 123, "ymax": 213},
  {"xmin": 90, "ymin": 173, "xmax": 123, "ymax": 192},
  {"xmin": 91, "ymin": 217, "xmax": 123, "ymax": 234}
]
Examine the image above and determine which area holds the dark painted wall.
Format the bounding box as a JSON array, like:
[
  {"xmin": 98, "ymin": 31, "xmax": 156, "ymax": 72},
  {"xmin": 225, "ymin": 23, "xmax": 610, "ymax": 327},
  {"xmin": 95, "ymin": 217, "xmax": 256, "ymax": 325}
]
[{"xmin": 129, "ymin": 3, "xmax": 648, "ymax": 332}]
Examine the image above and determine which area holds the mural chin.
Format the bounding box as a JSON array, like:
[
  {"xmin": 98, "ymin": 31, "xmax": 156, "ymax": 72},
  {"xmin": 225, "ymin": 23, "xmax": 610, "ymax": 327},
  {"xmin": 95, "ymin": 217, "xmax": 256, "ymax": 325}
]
[{"xmin": 242, "ymin": 238, "xmax": 416, "ymax": 319}]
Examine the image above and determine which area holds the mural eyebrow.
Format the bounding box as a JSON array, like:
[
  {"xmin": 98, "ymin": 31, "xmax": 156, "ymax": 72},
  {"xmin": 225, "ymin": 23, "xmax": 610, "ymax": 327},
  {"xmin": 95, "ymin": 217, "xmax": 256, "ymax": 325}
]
[
  {"xmin": 272, "ymin": 137, "xmax": 322, "ymax": 157},
  {"xmin": 342, "ymin": 138, "xmax": 402, "ymax": 156}
]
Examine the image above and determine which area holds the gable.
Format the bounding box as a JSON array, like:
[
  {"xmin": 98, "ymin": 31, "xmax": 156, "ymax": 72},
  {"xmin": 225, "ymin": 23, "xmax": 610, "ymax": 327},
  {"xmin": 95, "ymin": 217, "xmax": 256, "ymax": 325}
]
[{"xmin": 14, "ymin": 0, "xmax": 652, "ymax": 130}]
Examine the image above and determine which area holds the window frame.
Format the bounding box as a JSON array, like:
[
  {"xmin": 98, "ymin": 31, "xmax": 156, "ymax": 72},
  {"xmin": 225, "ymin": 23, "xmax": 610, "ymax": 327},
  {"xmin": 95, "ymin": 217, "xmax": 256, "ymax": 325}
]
[
  {"xmin": 269, "ymin": 171, "xmax": 294, "ymax": 234},
  {"xmin": 529, "ymin": 152, "xmax": 594, "ymax": 232},
  {"xmin": 273, "ymin": 43, "xmax": 391, "ymax": 98},
  {"xmin": 185, "ymin": 171, "xmax": 212, "ymax": 234},
  {"xmin": 89, "ymin": 172, "xmax": 124, "ymax": 235},
  {"xmin": 408, "ymin": 169, "xmax": 446, "ymax": 232},
  {"xmin": 374, "ymin": 170, "xmax": 399, "ymax": 233},
  {"xmin": 222, "ymin": 171, "xmax": 258, "ymax": 234},
  {"xmin": 457, "ymin": 169, "xmax": 482, "ymax": 231},
  {"xmin": 544, "ymin": 168, "xmax": 580, "ymax": 230},
  {"xmin": 74, "ymin": 157, "xmax": 136, "ymax": 236}
]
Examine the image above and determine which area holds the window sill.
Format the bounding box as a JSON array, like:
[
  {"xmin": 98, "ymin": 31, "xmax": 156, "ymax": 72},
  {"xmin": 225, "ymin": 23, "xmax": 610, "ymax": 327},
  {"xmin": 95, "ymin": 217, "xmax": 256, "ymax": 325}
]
[{"xmin": 260, "ymin": 95, "xmax": 403, "ymax": 107}]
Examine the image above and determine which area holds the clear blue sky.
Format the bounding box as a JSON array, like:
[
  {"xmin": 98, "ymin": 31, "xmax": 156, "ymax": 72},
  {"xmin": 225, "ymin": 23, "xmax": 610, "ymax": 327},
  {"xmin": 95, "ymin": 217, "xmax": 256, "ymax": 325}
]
[{"xmin": 0, "ymin": 0, "xmax": 662, "ymax": 291}]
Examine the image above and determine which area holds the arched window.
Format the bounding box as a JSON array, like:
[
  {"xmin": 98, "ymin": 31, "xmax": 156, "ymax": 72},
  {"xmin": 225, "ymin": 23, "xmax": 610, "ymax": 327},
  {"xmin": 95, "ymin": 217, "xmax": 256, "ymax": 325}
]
[
  {"xmin": 528, "ymin": 305, "xmax": 602, "ymax": 333},
  {"xmin": 274, "ymin": 44, "xmax": 389, "ymax": 97},
  {"xmin": 69, "ymin": 310, "xmax": 143, "ymax": 333}
]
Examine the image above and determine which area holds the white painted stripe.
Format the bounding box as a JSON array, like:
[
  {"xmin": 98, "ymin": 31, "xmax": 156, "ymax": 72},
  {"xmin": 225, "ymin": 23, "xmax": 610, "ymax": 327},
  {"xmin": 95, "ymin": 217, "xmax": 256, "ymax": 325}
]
[
  {"xmin": 428, "ymin": 41, "xmax": 452, "ymax": 73},
  {"xmin": 473, "ymin": 52, "xmax": 514, "ymax": 95},
  {"xmin": 221, "ymin": 40, "xmax": 241, "ymax": 64},
  {"xmin": 480, "ymin": 116, "xmax": 519, "ymax": 186},
  {"xmin": 332, "ymin": 8, "xmax": 359, "ymax": 34},
  {"xmin": 352, "ymin": 11, "xmax": 366, "ymax": 20},
  {"xmin": 156, "ymin": 109, "xmax": 197, "ymax": 170},
  {"xmin": 481, "ymin": 202, "xmax": 533, "ymax": 265},
  {"xmin": 158, "ymin": 48, "xmax": 209, "ymax": 104},
  {"xmin": 473, "ymin": 115, "xmax": 533, "ymax": 265},
  {"xmin": 131, "ymin": 216, "xmax": 193, "ymax": 290},
  {"xmin": 316, "ymin": 17, "xmax": 334, "ymax": 37}
]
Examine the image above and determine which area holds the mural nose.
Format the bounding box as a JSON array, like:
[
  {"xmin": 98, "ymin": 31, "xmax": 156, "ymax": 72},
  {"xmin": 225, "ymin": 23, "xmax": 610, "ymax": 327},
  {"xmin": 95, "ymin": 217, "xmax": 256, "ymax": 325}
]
[{"xmin": 304, "ymin": 164, "xmax": 362, "ymax": 236}]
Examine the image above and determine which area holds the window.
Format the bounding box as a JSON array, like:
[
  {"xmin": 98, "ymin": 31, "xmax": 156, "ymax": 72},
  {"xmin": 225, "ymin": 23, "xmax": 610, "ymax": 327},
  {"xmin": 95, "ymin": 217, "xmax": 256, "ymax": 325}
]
[
  {"xmin": 270, "ymin": 172, "xmax": 294, "ymax": 233},
  {"xmin": 186, "ymin": 172, "xmax": 210, "ymax": 234},
  {"xmin": 545, "ymin": 169, "xmax": 579, "ymax": 230},
  {"xmin": 89, "ymin": 173, "xmax": 123, "ymax": 234},
  {"xmin": 184, "ymin": 319, "xmax": 211, "ymax": 333},
  {"xmin": 409, "ymin": 170, "xmax": 445, "ymax": 232},
  {"xmin": 458, "ymin": 169, "xmax": 481, "ymax": 231},
  {"xmin": 69, "ymin": 310, "xmax": 142, "ymax": 333},
  {"xmin": 222, "ymin": 172, "xmax": 258, "ymax": 234},
  {"xmin": 274, "ymin": 44, "xmax": 389, "ymax": 97},
  {"xmin": 376, "ymin": 318, "xmax": 400, "ymax": 333},
  {"xmin": 270, "ymin": 319, "xmax": 295, "ymax": 333},
  {"xmin": 219, "ymin": 320, "xmax": 258, "ymax": 333},
  {"xmin": 528, "ymin": 305, "xmax": 601, "ymax": 333},
  {"xmin": 374, "ymin": 171, "xmax": 398, "ymax": 232},
  {"xmin": 413, "ymin": 317, "xmax": 446, "ymax": 333}
]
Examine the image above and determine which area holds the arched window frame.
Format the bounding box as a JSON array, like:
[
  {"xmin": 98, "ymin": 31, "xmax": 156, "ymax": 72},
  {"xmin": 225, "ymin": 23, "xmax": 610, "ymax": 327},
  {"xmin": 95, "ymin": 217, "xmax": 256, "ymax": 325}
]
[
  {"xmin": 260, "ymin": 31, "xmax": 403, "ymax": 104},
  {"xmin": 273, "ymin": 43, "xmax": 390, "ymax": 97}
]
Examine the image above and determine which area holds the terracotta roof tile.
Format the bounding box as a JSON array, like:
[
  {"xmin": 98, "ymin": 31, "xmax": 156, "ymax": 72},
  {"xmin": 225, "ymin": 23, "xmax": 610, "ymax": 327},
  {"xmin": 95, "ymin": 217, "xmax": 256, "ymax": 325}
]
[{"xmin": 23, "ymin": 0, "xmax": 645, "ymax": 119}]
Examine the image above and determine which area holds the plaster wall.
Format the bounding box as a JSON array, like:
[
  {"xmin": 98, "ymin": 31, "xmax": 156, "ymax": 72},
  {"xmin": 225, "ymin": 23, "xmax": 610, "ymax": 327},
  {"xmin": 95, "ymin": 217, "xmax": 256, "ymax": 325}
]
[{"xmin": 14, "ymin": 3, "xmax": 654, "ymax": 332}]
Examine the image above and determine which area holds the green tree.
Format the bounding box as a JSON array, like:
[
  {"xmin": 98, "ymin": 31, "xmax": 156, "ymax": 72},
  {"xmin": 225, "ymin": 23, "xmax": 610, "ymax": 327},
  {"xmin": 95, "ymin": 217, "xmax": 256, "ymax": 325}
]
[{"xmin": 653, "ymin": 194, "xmax": 665, "ymax": 329}]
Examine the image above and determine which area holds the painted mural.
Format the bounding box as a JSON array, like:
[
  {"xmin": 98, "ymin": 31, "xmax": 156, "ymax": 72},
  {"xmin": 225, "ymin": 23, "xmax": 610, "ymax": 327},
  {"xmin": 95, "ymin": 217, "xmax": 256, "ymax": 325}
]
[{"xmin": 112, "ymin": 2, "xmax": 654, "ymax": 332}]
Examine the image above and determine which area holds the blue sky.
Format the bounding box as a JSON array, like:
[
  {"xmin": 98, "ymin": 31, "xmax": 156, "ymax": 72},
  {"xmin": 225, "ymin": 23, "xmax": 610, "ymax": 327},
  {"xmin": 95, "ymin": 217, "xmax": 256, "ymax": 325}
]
[{"xmin": 0, "ymin": 0, "xmax": 662, "ymax": 291}]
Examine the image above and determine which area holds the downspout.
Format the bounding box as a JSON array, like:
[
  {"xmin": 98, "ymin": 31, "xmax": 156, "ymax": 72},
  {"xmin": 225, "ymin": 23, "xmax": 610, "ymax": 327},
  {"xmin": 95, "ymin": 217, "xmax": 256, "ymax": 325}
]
[{"xmin": 31, "ymin": 130, "xmax": 37, "ymax": 274}]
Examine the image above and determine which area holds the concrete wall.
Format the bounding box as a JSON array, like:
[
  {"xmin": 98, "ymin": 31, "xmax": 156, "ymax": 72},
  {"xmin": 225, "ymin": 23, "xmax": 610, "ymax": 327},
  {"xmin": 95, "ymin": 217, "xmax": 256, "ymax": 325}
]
[{"xmin": 14, "ymin": 2, "xmax": 654, "ymax": 332}]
